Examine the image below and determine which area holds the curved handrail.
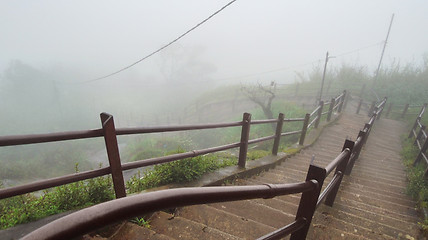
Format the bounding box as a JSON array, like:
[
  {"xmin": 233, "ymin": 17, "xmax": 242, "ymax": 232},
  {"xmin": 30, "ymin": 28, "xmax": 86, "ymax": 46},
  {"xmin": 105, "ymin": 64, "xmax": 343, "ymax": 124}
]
[{"xmin": 22, "ymin": 181, "xmax": 318, "ymax": 240}]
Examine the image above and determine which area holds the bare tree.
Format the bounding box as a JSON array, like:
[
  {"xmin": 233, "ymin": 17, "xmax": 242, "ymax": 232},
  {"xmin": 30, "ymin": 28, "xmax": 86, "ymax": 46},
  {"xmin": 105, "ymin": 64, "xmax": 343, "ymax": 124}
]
[{"xmin": 241, "ymin": 81, "xmax": 277, "ymax": 130}]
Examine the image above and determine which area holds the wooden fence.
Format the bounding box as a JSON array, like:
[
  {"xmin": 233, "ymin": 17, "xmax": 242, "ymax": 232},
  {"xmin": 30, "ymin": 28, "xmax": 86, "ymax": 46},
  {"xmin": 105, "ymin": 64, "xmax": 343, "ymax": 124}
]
[
  {"xmin": 21, "ymin": 95, "xmax": 388, "ymax": 239},
  {"xmin": 0, "ymin": 92, "xmax": 347, "ymax": 200},
  {"xmin": 408, "ymin": 103, "xmax": 428, "ymax": 176}
]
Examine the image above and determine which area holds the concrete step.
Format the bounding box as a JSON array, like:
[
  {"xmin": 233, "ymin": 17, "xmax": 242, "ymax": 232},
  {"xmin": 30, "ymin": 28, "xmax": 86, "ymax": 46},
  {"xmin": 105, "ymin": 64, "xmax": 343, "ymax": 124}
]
[
  {"xmin": 209, "ymin": 200, "xmax": 295, "ymax": 229},
  {"xmin": 149, "ymin": 211, "xmax": 240, "ymax": 240},
  {"xmin": 329, "ymin": 202, "xmax": 420, "ymax": 238},
  {"xmin": 110, "ymin": 222, "xmax": 174, "ymax": 240},
  {"xmin": 311, "ymin": 208, "xmax": 396, "ymax": 240}
]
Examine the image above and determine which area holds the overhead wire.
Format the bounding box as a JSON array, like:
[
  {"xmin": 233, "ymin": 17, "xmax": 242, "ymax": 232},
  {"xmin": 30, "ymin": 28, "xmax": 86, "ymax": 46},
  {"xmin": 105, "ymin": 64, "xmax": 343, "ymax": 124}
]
[
  {"xmin": 212, "ymin": 41, "xmax": 385, "ymax": 82},
  {"xmin": 82, "ymin": 0, "xmax": 238, "ymax": 83}
]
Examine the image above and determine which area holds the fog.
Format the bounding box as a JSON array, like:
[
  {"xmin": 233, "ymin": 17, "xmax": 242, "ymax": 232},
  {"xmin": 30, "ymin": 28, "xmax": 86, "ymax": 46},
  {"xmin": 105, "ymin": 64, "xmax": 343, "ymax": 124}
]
[{"xmin": 1, "ymin": 0, "xmax": 428, "ymax": 133}]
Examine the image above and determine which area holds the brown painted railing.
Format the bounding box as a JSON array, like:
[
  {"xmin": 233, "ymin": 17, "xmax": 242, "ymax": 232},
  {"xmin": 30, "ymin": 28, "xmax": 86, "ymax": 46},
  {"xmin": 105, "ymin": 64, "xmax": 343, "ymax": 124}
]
[
  {"xmin": 0, "ymin": 92, "xmax": 347, "ymax": 201},
  {"xmin": 408, "ymin": 103, "xmax": 428, "ymax": 176},
  {"xmin": 22, "ymin": 92, "xmax": 382, "ymax": 240},
  {"xmin": 22, "ymin": 180, "xmax": 321, "ymax": 240}
]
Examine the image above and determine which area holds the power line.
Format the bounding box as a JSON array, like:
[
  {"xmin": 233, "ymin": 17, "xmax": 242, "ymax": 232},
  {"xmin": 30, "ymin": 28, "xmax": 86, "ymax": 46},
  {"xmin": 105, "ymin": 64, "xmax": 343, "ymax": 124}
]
[
  {"xmin": 213, "ymin": 41, "xmax": 385, "ymax": 82},
  {"xmin": 82, "ymin": 0, "xmax": 238, "ymax": 83}
]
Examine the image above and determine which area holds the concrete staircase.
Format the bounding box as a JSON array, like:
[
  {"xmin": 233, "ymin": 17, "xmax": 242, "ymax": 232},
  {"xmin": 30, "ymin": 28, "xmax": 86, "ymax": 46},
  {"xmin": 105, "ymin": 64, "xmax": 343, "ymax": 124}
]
[{"xmin": 102, "ymin": 108, "xmax": 423, "ymax": 239}]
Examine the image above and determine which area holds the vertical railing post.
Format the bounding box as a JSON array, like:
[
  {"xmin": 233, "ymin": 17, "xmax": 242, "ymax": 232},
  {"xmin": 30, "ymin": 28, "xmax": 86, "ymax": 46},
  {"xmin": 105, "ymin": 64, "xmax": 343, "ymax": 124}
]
[
  {"xmin": 356, "ymin": 98, "xmax": 363, "ymax": 114},
  {"xmin": 325, "ymin": 140, "xmax": 355, "ymax": 207},
  {"xmin": 272, "ymin": 113, "xmax": 284, "ymax": 156},
  {"xmin": 290, "ymin": 164, "xmax": 326, "ymax": 240},
  {"xmin": 337, "ymin": 90, "xmax": 346, "ymax": 113},
  {"xmin": 401, "ymin": 104, "xmax": 409, "ymax": 118},
  {"xmin": 100, "ymin": 113, "xmax": 126, "ymax": 199},
  {"xmin": 238, "ymin": 113, "xmax": 251, "ymax": 168},
  {"xmin": 299, "ymin": 113, "xmax": 310, "ymax": 145},
  {"xmin": 414, "ymin": 135, "xmax": 428, "ymax": 166},
  {"xmin": 315, "ymin": 101, "xmax": 323, "ymax": 128},
  {"xmin": 327, "ymin": 98, "xmax": 335, "ymax": 121},
  {"xmin": 409, "ymin": 117, "xmax": 422, "ymax": 138},
  {"xmin": 345, "ymin": 131, "xmax": 366, "ymax": 175},
  {"xmin": 414, "ymin": 125, "xmax": 426, "ymax": 146},
  {"xmin": 385, "ymin": 102, "xmax": 393, "ymax": 118}
]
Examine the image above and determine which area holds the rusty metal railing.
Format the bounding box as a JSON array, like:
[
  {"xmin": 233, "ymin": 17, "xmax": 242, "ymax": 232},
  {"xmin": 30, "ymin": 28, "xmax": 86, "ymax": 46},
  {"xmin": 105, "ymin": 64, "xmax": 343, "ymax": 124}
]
[
  {"xmin": 0, "ymin": 92, "xmax": 347, "ymax": 201},
  {"xmin": 22, "ymin": 180, "xmax": 320, "ymax": 240},
  {"xmin": 21, "ymin": 92, "xmax": 386, "ymax": 240},
  {"xmin": 408, "ymin": 103, "xmax": 428, "ymax": 176}
]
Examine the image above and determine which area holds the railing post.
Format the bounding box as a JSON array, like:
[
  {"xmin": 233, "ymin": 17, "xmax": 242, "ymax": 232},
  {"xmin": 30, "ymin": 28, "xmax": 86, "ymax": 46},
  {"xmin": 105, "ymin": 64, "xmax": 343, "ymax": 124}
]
[
  {"xmin": 414, "ymin": 125, "xmax": 426, "ymax": 146},
  {"xmin": 327, "ymin": 98, "xmax": 335, "ymax": 121},
  {"xmin": 325, "ymin": 140, "xmax": 354, "ymax": 207},
  {"xmin": 368, "ymin": 101, "xmax": 376, "ymax": 117},
  {"xmin": 401, "ymin": 104, "xmax": 409, "ymax": 118},
  {"xmin": 238, "ymin": 113, "xmax": 251, "ymax": 168},
  {"xmin": 315, "ymin": 101, "xmax": 323, "ymax": 128},
  {"xmin": 356, "ymin": 98, "xmax": 363, "ymax": 114},
  {"xmin": 272, "ymin": 113, "xmax": 284, "ymax": 156},
  {"xmin": 100, "ymin": 113, "xmax": 126, "ymax": 199},
  {"xmin": 409, "ymin": 117, "xmax": 422, "ymax": 138},
  {"xmin": 345, "ymin": 131, "xmax": 366, "ymax": 175},
  {"xmin": 414, "ymin": 135, "xmax": 428, "ymax": 166},
  {"xmin": 385, "ymin": 102, "xmax": 393, "ymax": 118},
  {"xmin": 290, "ymin": 164, "xmax": 326, "ymax": 240},
  {"xmin": 299, "ymin": 113, "xmax": 310, "ymax": 145},
  {"xmin": 338, "ymin": 90, "xmax": 346, "ymax": 113}
]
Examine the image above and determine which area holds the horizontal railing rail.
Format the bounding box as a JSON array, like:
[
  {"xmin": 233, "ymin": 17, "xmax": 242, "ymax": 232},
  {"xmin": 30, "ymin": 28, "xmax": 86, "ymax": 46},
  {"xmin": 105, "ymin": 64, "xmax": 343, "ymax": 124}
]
[
  {"xmin": 0, "ymin": 91, "xmax": 347, "ymax": 200},
  {"xmin": 408, "ymin": 103, "xmax": 428, "ymax": 176},
  {"xmin": 21, "ymin": 91, "xmax": 389, "ymax": 240},
  {"xmin": 22, "ymin": 180, "xmax": 319, "ymax": 240}
]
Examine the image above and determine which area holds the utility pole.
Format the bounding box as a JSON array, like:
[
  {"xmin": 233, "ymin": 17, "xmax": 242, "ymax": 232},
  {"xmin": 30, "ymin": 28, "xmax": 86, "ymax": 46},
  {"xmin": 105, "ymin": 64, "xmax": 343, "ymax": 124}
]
[
  {"xmin": 319, "ymin": 51, "xmax": 330, "ymax": 103},
  {"xmin": 374, "ymin": 13, "xmax": 395, "ymax": 83}
]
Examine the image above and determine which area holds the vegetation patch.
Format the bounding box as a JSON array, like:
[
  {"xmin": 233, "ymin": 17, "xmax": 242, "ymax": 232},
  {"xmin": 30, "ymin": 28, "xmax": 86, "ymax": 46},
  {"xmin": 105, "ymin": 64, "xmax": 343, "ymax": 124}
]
[
  {"xmin": 0, "ymin": 166, "xmax": 114, "ymax": 229},
  {"xmin": 126, "ymin": 150, "xmax": 237, "ymax": 193},
  {"xmin": 401, "ymin": 138, "xmax": 428, "ymax": 234}
]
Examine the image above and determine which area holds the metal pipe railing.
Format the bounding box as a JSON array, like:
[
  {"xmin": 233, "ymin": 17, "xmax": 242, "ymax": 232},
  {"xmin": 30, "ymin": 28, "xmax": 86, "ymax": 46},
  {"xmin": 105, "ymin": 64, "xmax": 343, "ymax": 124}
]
[{"xmin": 22, "ymin": 181, "xmax": 318, "ymax": 240}]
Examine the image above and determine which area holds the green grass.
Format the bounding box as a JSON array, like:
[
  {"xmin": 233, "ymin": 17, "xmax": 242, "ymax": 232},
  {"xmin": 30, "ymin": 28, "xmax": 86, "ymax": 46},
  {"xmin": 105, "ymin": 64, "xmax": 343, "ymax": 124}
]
[
  {"xmin": 0, "ymin": 165, "xmax": 114, "ymax": 229},
  {"xmin": 401, "ymin": 137, "xmax": 428, "ymax": 234},
  {"xmin": 126, "ymin": 150, "xmax": 238, "ymax": 194}
]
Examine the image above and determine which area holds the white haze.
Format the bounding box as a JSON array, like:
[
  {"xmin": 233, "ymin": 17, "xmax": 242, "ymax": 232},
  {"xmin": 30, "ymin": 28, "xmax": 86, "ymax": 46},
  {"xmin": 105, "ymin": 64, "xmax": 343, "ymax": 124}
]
[{"xmin": 0, "ymin": 0, "xmax": 428, "ymax": 133}]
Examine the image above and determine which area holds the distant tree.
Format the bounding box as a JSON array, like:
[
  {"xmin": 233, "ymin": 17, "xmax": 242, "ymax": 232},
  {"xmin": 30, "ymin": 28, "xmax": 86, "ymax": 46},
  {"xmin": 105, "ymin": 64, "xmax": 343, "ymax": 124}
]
[{"xmin": 241, "ymin": 81, "xmax": 277, "ymax": 130}]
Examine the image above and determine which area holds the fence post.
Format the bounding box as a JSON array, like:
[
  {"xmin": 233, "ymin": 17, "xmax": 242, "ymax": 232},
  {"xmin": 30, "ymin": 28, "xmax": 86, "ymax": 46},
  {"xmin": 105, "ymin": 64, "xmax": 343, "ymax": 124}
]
[
  {"xmin": 272, "ymin": 113, "xmax": 284, "ymax": 156},
  {"xmin": 414, "ymin": 125, "xmax": 426, "ymax": 146},
  {"xmin": 401, "ymin": 104, "xmax": 409, "ymax": 118},
  {"xmin": 385, "ymin": 103, "xmax": 393, "ymax": 118},
  {"xmin": 299, "ymin": 113, "xmax": 310, "ymax": 145},
  {"xmin": 345, "ymin": 131, "xmax": 366, "ymax": 175},
  {"xmin": 315, "ymin": 101, "xmax": 323, "ymax": 128},
  {"xmin": 290, "ymin": 164, "xmax": 326, "ymax": 240},
  {"xmin": 356, "ymin": 99, "xmax": 363, "ymax": 114},
  {"xmin": 325, "ymin": 140, "xmax": 355, "ymax": 207},
  {"xmin": 368, "ymin": 101, "xmax": 376, "ymax": 117},
  {"xmin": 338, "ymin": 90, "xmax": 346, "ymax": 113},
  {"xmin": 100, "ymin": 113, "xmax": 126, "ymax": 199},
  {"xmin": 409, "ymin": 117, "xmax": 422, "ymax": 138},
  {"xmin": 414, "ymin": 135, "xmax": 428, "ymax": 166},
  {"xmin": 238, "ymin": 113, "xmax": 251, "ymax": 168},
  {"xmin": 327, "ymin": 98, "xmax": 335, "ymax": 121}
]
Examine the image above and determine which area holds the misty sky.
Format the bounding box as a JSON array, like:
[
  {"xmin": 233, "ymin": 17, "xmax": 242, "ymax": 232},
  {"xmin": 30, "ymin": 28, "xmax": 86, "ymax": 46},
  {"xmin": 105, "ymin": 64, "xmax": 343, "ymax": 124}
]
[{"xmin": 1, "ymin": 0, "xmax": 428, "ymax": 86}]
